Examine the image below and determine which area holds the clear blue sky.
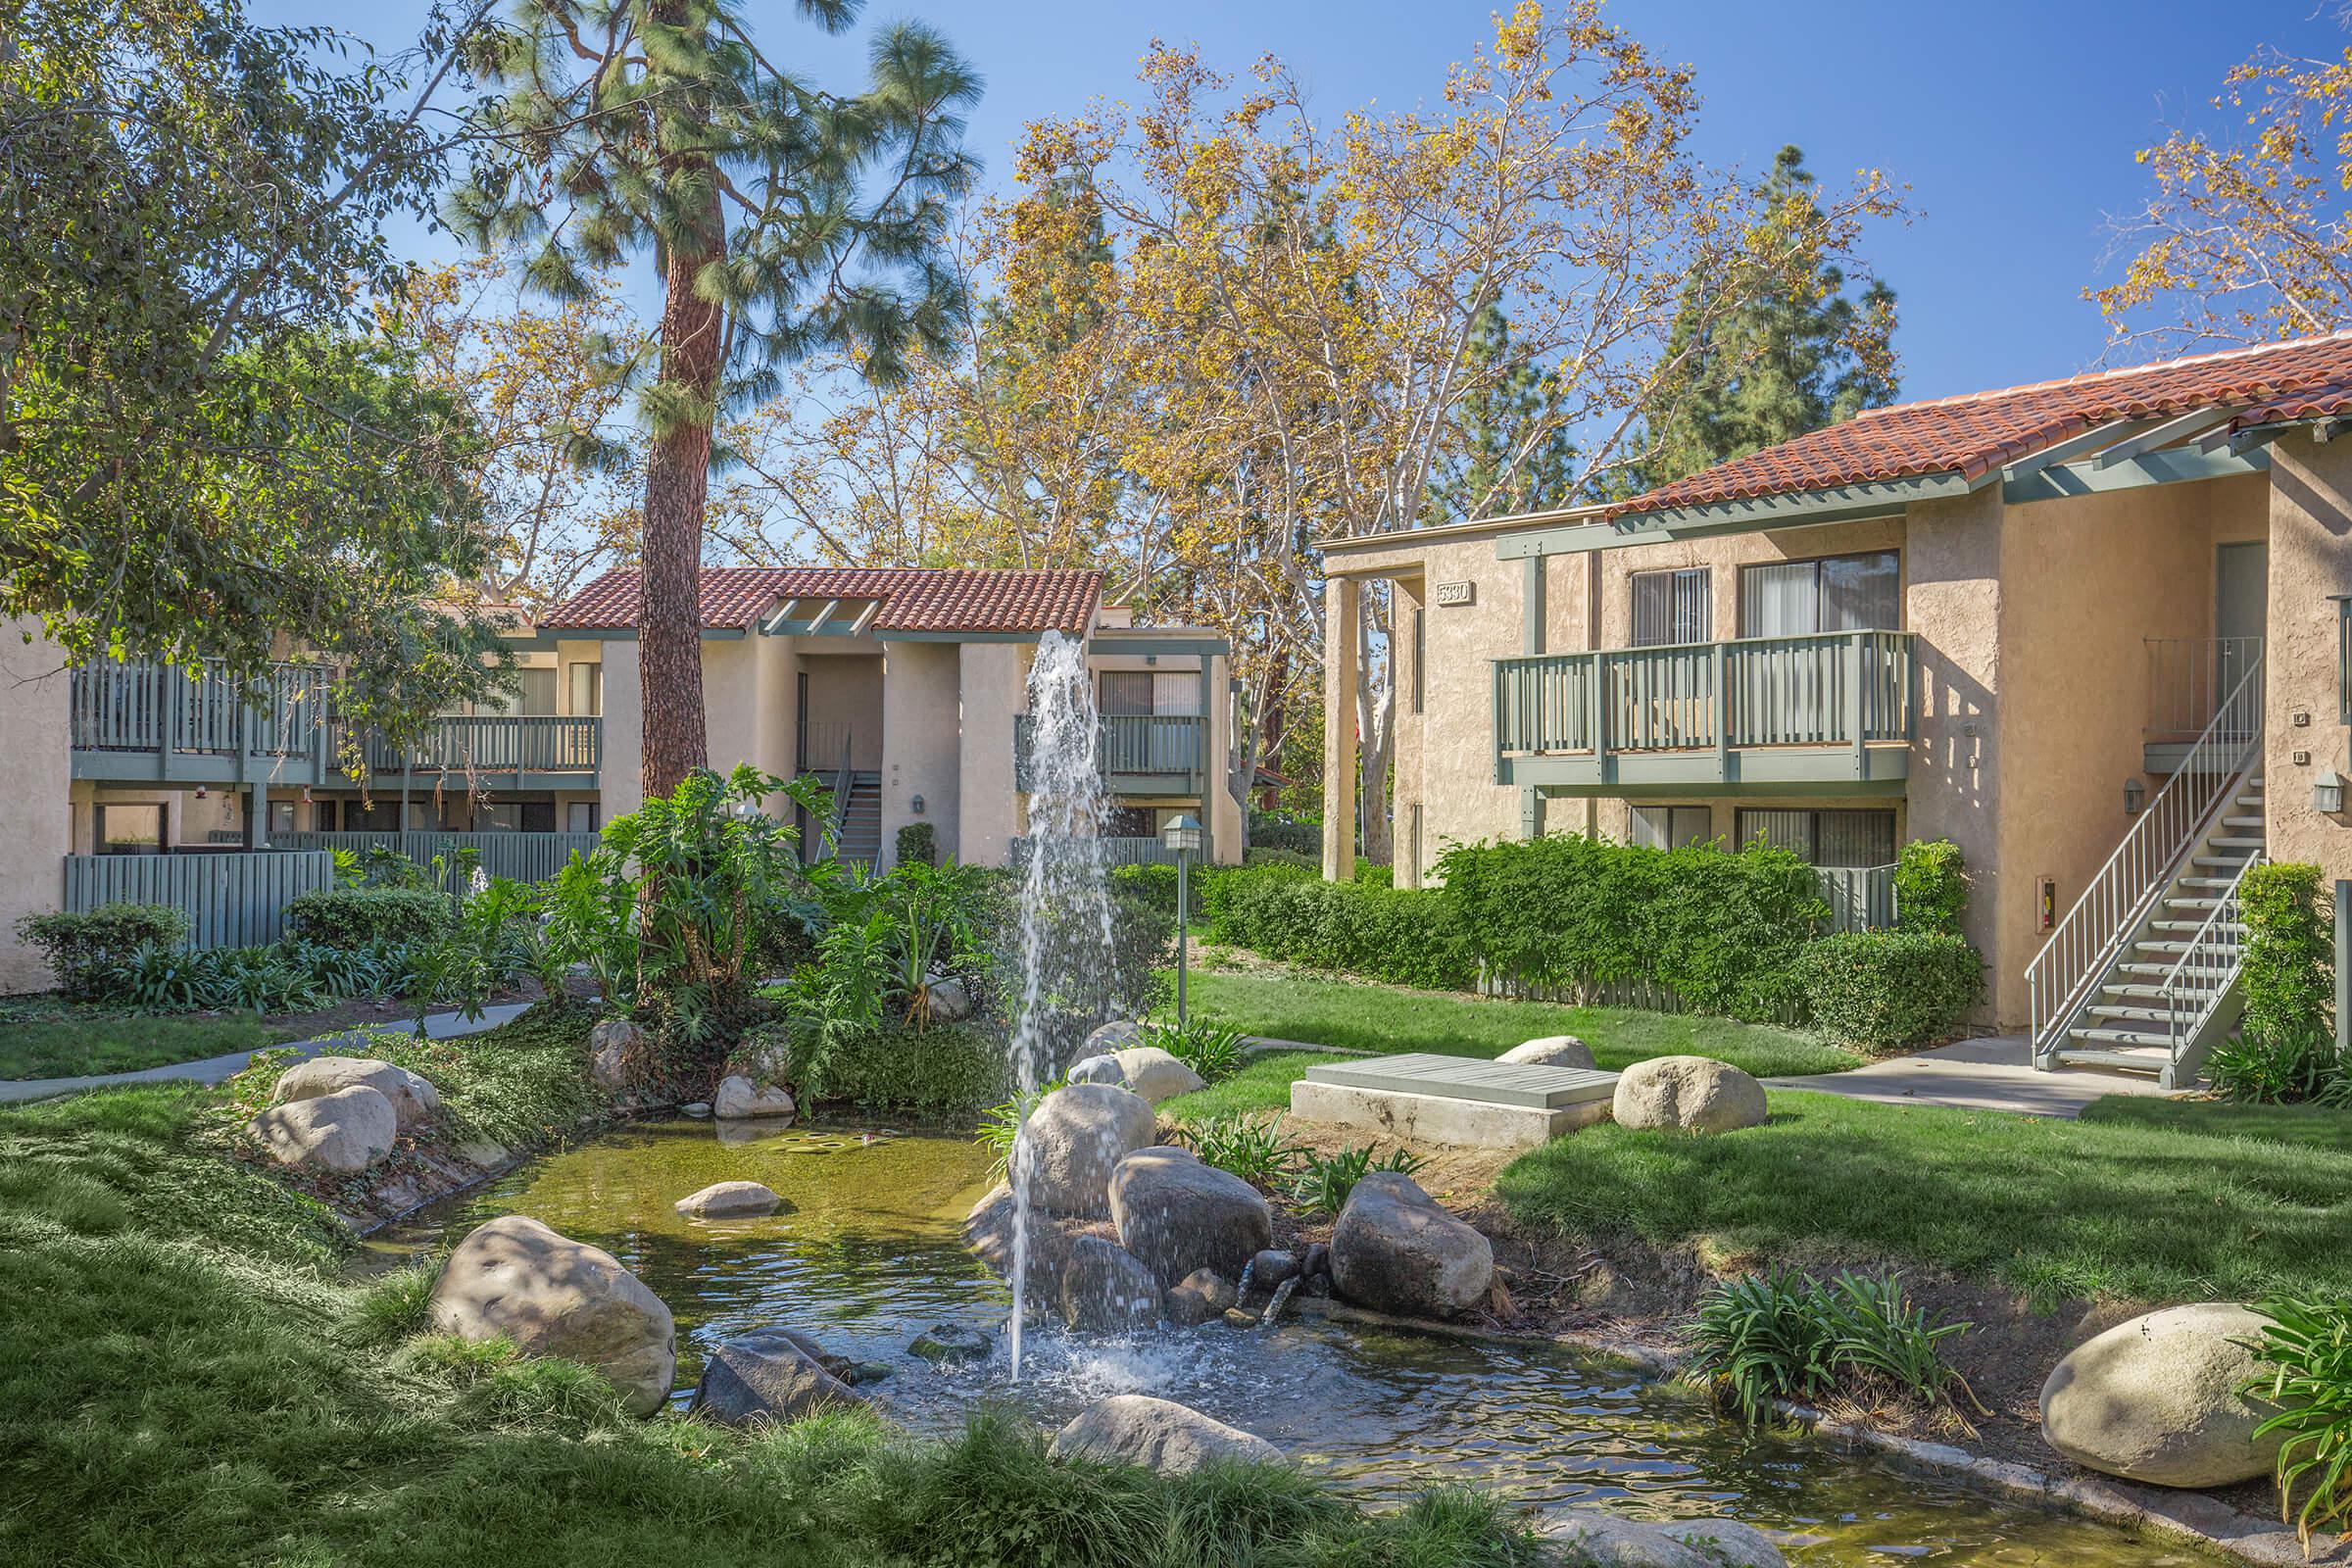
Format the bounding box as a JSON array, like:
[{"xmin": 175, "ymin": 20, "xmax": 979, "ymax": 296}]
[{"xmin": 267, "ymin": 0, "xmax": 2344, "ymax": 405}]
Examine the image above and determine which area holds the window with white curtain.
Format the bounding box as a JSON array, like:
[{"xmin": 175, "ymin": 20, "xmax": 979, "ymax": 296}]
[
  {"xmin": 1740, "ymin": 552, "xmax": 1899, "ymax": 638},
  {"xmin": 1736, "ymin": 808, "xmax": 1896, "ymax": 867},
  {"xmin": 1629, "ymin": 805, "xmax": 1713, "ymax": 850},
  {"xmin": 1630, "ymin": 567, "xmax": 1711, "ymax": 647}
]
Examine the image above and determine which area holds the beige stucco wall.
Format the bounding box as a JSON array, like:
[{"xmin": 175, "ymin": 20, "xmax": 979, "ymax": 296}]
[
  {"xmin": 799, "ymin": 651, "xmax": 885, "ymax": 771},
  {"xmin": 601, "ymin": 639, "xmax": 645, "ymax": 818},
  {"xmin": 958, "ymin": 641, "xmax": 1024, "ymax": 867},
  {"xmin": 879, "ymin": 639, "xmax": 960, "ymax": 868},
  {"xmin": 0, "ymin": 624, "xmax": 75, "ymax": 992},
  {"xmin": 2264, "ymin": 433, "xmax": 2352, "ymax": 875}
]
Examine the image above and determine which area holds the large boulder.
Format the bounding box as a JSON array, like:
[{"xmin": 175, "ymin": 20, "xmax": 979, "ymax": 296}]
[
  {"xmin": 273, "ymin": 1055, "xmax": 440, "ymax": 1131},
  {"xmin": 429, "ymin": 1214, "xmax": 676, "ymax": 1416},
  {"xmin": 1539, "ymin": 1510, "xmax": 1786, "ymax": 1567},
  {"xmin": 1165, "ymin": 1269, "xmax": 1239, "ymax": 1327},
  {"xmin": 1082, "ymin": 1019, "xmax": 1145, "ymax": 1055},
  {"xmin": 1498, "ymin": 1035, "xmax": 1596, "ymax": 1071},
  {"xmin": 1059, "ymin": 1236, "xmax": 1161, "ymax": 1333},
  {"xmin": 1014, "ymin": 1083, "xmax": 1156, "ymax": 1217},
  {"xmin": 587, "ymin": 1018, "xmax": 645, "ymax": 1093},
  {"xmin": 2038, "ymin": 1302, "xmax": 2286, "ymax": 1487},
  {"xmin": 1109, "ymin": 1046, "xmax": 1206, "ymax": 1104},
  {"xmin": 673, "ymin": 1180, "xmax": 784, "ymax": 1218},
  {"xmin": 712, "ymin": 1074, "xmax": 796, "ymax": 1122},
  {"xmin": 1328, "ymin": 1171, "xmax": 1493, "ymax": 1320},
  {"xmin": 1066, "ymin": 1054, "xmax": 1127, "ymax": 1088},
  {"xmin": 687, "ymin": 1330, "xmax": 863, "ymax": 1427},
  {"xmin": 1108, "ymin": 1146, "xmax": 1273, "ymax": 1289},
  {"xmin": 1050, "ymin": 1394, "xmax": 1280, "ymax": 1474},
  {"xmin": 962, "ymin": 1181, "xmax": 1102, "ymax": 1296},
  {"xmin": 1612, "ymin": 1056, "xmax": 1766, "ymax": 1135},
  {"xmin": 250, "ymin": 1084, "xmax": 397, "ymax": 1174}
]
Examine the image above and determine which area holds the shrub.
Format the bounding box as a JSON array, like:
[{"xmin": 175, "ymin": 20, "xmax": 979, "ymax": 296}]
[
  {"xmin": 1687, "ymin": 1267, "xmax": 1971, "ymax": 1423},
  {"xmin": 1141, "ymin": 1014, "xmax": 1248, "ymax": 1082},
  {"xmin": 1291, "ymin": 1144, "xmax": 1427, "ymax": 1217},
  {"xmin": 1893, "ymin": 839, "xmax": 1968, "ymax": 935},
  {"xmin": 1437, "ymin": 835, "xmax": 1828, "ymax": 1021},
  {"xmin": 2207, "ymin": 1022, "xmax": 2351, "ymax": 1105},
  {"xmin": 2241, "ymin": 861, "xmax": 2333, "ymax": 1041},
  {"xmin": 1109, "ymin": 862, "xmax": 1186, "ymax": 918},
  {"xmin": 1201, "ymin": 860, "xmax": 1313, "ymax": 939},
  {"xmin": 2243, "ymin": 1296, "xmax": 2352, "ymax": 1549},
  {"xmin": 1354, "ymin": 858, "xmax": 1392, "ymax": 888},
  {"xmin": 15, "ymin": 903, "xmax": 189, "ymax": 997},
  {"xmin": 1792, "ymin": 931, "xmax": 1984, "ymax": 1053},
  {"xmin": 1174, "ymin": 1112, "xmax": 1302, "ymax": 1188},
  {"xmin": 1249, "ymin": 810, "xmax": 1321, "ymax": 857},
  {"xmin": 895, "ymin": 821, "xmax": 937, "ymax": 867},
  {"xmin": 752, "ymin": 1020, "xmax": 1009, "ymax": 1122},
  {"xmin": 1209, "ymin": 871, "xmax": 1474, "ymax": 991},
  {"xmin": 1244, "ymin": 846, "xmax": 1317, "ymax": 870},
  {"xmin": 284, "ymin": 886, "xmax": 448, "ymax": 949}
]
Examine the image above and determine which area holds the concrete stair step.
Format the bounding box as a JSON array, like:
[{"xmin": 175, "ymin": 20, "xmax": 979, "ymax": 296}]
[
  {"xmin": 2101, "ymin": 981, "xmax": 2220, "ymax": 1002},
  {"xmin": 2148, "ymin": 919, "xmax": 2244, "ymax": 935},
  {"xmin": 2192, "ymin": 855, "xmax": 2261, "ymax": 869},
  {"xmin": 2071, "ymin": 1026, "xmax": 2176, "ymax": 1049},
  {"xmin": 2132, "ymin": 940, "xmax": 2197, "ymax": 956},
  {"xmin": 2176, "ymin": 876, "xmax": 2241, "ymax": 890},
  {"xmin": 2053, "ymin": 1046, "xmax": 2173, "ymax": 1074},
  {"xmin": 2210, "ymin": 836, "xmax": 2266, "ymax": 850},
  {"xmin": 2222, "ymin": 814, "xmax": 2266, "ymax": 829}
]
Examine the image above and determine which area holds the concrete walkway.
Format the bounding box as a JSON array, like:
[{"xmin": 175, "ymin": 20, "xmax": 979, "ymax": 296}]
[
  {"xmin": 1767, "ymin": 1034, "xmax": 2180, "ymax": 1119},
  {"xmin": 0, "ymin": 1002, "xmax": 534, "ymax": 1105}
]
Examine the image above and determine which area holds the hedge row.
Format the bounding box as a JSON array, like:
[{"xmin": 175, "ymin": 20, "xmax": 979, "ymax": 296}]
[{"xmin": 1206, "ymin": 870, "xmax": 1474, "ymax": 991}]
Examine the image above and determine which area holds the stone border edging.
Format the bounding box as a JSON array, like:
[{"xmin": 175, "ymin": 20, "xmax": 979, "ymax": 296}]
[{"xmin": 1292, "ymin": 1298, "xmax": 2339, "ymax": 1566}]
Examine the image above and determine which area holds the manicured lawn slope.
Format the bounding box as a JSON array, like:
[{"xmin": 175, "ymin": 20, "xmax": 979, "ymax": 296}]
[
  {"xmin": 0, "ymin": 1008, "xmax": 287, "ymax": 1080},
  {"xmin": 0, "ymin": 1012, "xmax": 1537, "ymax": 1568},
  {"xmin": 2077, "ymin": 1095, "xmax": 2352, "ymax": 1155},
  {"xmin": 1495, "ymin": 1089, "xmax": 2352, "ymax": 1307}
]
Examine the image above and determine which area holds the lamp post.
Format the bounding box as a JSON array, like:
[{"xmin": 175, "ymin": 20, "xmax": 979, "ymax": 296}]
[{"xmin": 1161, "ymin": 813, "xmax": 1203, "ymax": 1025}]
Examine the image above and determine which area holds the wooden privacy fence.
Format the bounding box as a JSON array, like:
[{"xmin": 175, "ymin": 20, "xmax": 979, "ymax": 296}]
[
  {"xmin": 273, "ymin": 831, "xmax": 600, "ymax": 887},
  {"xmin": 62, "ymin": 851, "xmax": 336, "ymax": 951}
]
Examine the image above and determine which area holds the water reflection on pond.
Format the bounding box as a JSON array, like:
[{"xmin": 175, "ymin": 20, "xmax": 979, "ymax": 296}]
[{"xmin": 365, "ymin": 1118, "xmax": 2189, "ymax": 1567}]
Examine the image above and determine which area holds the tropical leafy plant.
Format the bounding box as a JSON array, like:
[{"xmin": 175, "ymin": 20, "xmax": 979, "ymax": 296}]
[
  {"xmin": 2243, "ymin": 1296, "xmax": 2352, "ymax": 1548},
  {"xmin": 406, "ymin": 871, "xmax": 537, "ymax": 1031},
  {"xmin": 1687, "ymin": 1267, "xmax": 1972, "ymax": 1424},
  {"xmin": 1174, "ymin": 1113, "xmax": 1303, "ymax": 1189},
  {"xmin": 1143, "ymin": 1014, "xmax": 1250, "ymax": 1083},
  {"xmin": 1291, "ymin": 1144, "xmax": 1428, "ymax": 1217},
  {"xmin": 975, "ymin": 1078, "xmax": 1065, "ymax": 1180},
  {"xmin": 871, "ymin": 858, "xmax": 992, "ymax": 1028},
  {"xmin": 2207, "ymin": 1022, "xmax": 2351, "ymax": 1106}
]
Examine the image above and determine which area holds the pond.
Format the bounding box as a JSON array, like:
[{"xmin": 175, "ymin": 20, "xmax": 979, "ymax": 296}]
[{"xmin": 365, "ymin": 1118, "xmax": 2192, "ymax": 1566}]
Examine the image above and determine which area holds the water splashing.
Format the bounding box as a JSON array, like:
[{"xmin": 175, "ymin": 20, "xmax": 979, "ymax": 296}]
[{"xmin": 1005, "ymin": 629, "xmax": 1114, "ymax": 1380}]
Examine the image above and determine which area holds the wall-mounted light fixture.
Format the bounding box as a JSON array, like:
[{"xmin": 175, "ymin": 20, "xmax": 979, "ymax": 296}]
[
  {"xmin": 2123, "ymin": 777, "xmax": 2145, "ymax": 815},
  {"xmin": 2316, "ymin": 769, "xmax": 2345, "ymax": 815},
  {"xmin": 910, "ymin": 794, "xmax": 925, "ymax": 816}
]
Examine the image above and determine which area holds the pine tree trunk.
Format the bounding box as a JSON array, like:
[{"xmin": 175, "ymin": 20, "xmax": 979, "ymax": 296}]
[{"xmin": 638, "ymin": 181, "xmax": 725, "ymax": 800}]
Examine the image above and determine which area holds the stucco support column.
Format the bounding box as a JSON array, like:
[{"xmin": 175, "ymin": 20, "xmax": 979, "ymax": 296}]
[
  {"xmin": 1520, "ymin": 555, "xmax": 1546, "ymax": 840},
  {"xmin": 2266, "ymin": 432, "xmax": 2352, "ymax": 880},
  {"xmin": 246, "ymin": 783, "xmax": 268, "ymax": 849},
  {"xmin": 1322, "ymin": 574, "xmax": 1360, "ymax": 880}
]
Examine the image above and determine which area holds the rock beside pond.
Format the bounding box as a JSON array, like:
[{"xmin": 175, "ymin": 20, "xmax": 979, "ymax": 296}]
[
  {"xmin": 1109, "ymin": 1046, "xmax": 1205, "ymax": 1104},
  {"xmin": 1245, "ymin": 1249, "xmax": 1300, "ymax": 1294},
  {"xmin": 1016, "ymin": 1083, "xmax": 1156, "ymax": 1217},
  {"xmin": 274, "ymin": 1055, "xmax": 440, "ymax": 1131},
  {"xmin": 1108, "ymin": 1146, "xmax": 1273, "ymax": 1289},
  {"xmin": 1499, "ymin": 1035, "xmax": 1596, "ymax": 1071},
  {"xmin": 962, "ymin": 1182, "xmax": 1102, "ymax": 1294},
  {"xmin": 1083, "ymin": 1019, "xmax": 1145, "ymax": 1054},
  {"xmin": 587, "ymin": 1018, "xmax": 645, "ymax": 1092},
  {"xmin": 682, "ymin": 1102, "xmax": 711, "ymax": 1117},
  {"xmin": 1066, "ymin": 1054, "xmax": 1127, "ymax": 1088},
  {"xmin": 924, "ymin": 973, "xmax": 972, "ymax": 1022},
  {"xmin": 1165, "ymin": 1269, "xmax": 1239, "ymax": 1326},
  {"xmin": 251, "ymin": 1084, "xmax": 397, "ymax": 1174},
  {"xmin": 712, "ymin": 1074, "xmax": 796, "ymax": 1122},
  {"xmin": 673, "ymin": 1180, "xmax": 784, "ymax": 1218},
  {"xmin": 1329, "ymin": 1171, "xmax": 1493, "ymax": 1320},
  {"xmin": 1612, "ymin": 1056, "xmax": 1766, "ymax": 1135},
  {"xmin": 1539, "ymin": 1509, "xmax": 1786, "ymax": 1567},
  {"xmin": 430, "ymin": 1214, "xmax": 676, "ymax": 1417},
  {"xmin": 2038, "ymin": 1302, "xmax": 2285, "ymax": 1487},
  {"xmin": 1059, "ymin": 1236, "xmax": 1161, "ymax": 1333},
  {"xmin": 908, "ymin": 1324, "xmax": 993, "ymax": 1365},
  {"xmin": 1050, "ymin": 1394, "xmax": 1280, "ymax": 1474},
  {"xmin": 688, "ymin": 1330, "xmax": 863, "ymax": 1427}
]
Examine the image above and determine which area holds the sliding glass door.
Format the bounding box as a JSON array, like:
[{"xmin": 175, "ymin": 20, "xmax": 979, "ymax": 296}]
[{"xmin": 1740, "ymin": 552, "xmax": 1899, "ymax": 639}]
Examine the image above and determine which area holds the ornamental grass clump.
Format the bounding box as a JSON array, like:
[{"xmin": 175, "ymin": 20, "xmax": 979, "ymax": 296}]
[
  {"xmin": 1174, "ymin": 1112, "xmax": 1304, "ymax": 1189},
  {"xmin": 1687, "ymin": 1267, "xmax": 1974, "ymax": 1426},
  {"xmin": 2243, "ymin": 1297, "xmax": 2352, "ymax": 1548}
]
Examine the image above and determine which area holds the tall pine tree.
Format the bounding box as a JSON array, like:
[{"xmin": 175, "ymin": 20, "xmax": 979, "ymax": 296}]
[{"xmin": 1634, "ymin": 146, "xmax": 1898, "ymax": 490}]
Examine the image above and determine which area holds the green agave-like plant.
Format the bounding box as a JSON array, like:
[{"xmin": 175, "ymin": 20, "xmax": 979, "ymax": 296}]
[{"xmin": 2244, "ymin": 1297, "xmax": 2352, "ymax": 1548}]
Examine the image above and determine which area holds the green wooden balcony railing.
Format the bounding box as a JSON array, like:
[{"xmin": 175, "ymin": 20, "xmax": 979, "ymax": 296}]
[{"xmin": 1014, "ymin": 712, "xmax": 1207, "ymax": 794}]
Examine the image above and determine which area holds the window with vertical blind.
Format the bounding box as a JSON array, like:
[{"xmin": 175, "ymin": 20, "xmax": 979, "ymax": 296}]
[
  {"xmin": 1740, "ymin": 552, "xmax": 1899, "ymax": 639},
  {"xmin": 1629, "ymin": 805, "xmax": 1712, "ymax": 850},
  {"xmin": 1411, "ymin": 608, "xmax": 1425, "ymax": 714},
  {"xmin": 1735, "ymin": 808, "xmax": 1896, "ymax": 867},
  {"xmin": 1630, "ymin": 568, "xmax": 1711, "ymax": 647},
  {"xmin": 568, "ymin": 662, "xmax": 603, "ymax": 716}
]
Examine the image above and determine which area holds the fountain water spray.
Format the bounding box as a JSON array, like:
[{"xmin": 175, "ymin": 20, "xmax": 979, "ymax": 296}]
[{"xmin": 1004, "ymin": 630, "xmax": 1114, "ymax": 1380}]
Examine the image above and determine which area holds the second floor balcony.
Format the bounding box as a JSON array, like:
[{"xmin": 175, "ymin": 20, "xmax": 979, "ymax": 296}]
[
  {"xmin": 1493, "ymin": 629, "xmax": 1915, "ymax": 794},
  {"xmin": 70, "ymin": 660, "xmax": 601, "ymax": 787},
  {"xmin": 1015, "ymin": 711, "xmax": 1209, "ymax": 797}
]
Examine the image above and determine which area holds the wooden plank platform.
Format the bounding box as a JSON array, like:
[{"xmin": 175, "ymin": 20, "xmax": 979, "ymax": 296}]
[{"xmin": 1299, "ymin": 1053, "xmax": 1618, "ymax": 1110}]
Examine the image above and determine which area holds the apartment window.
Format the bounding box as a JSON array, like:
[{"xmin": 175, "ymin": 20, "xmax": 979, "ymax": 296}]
[
  {"xmin": 1104, "ymin": 806, "xmax": 1155, "ymax": 837},
  {"xmin": 1629, "ymin": 805, "xmax": 1712, "ymax": 850},
  {"xmin": 565, "ymin": 802, "xmax": 599, "ymax": 834},
  {"xmin": 1630, "ymin": 567, "xmax": 1711, "ymax": 647},
  {"xmin": 1100, "ymin": 671, "xmax": 1152, "ymax": 715},
  {"xmin": 268, "ymin": 801, "xmax": 296, "ymax": 836},
  {"xmin": 568, "ymin": 662, "xmax": 604, "ymax": 717},
  {"xmin": 95, "ymin": 804, "xmax": 165, "ymax": 856},
  {"xmin": 1736, "ymin": 808, "xmax": 1896, "ymax": 868},
  {"xmin": 1740, "ymin": 552, "xmax": 1899, "ymax": 639}
]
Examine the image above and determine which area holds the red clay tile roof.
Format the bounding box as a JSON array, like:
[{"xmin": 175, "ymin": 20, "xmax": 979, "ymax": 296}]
[
  {"xmin": 1611, "ymin": 331, "xmax": 2352, "ymax": 518},
  {"xmin": 540, "ymin": 565, "xmax": 1103, "ymax": 635}
]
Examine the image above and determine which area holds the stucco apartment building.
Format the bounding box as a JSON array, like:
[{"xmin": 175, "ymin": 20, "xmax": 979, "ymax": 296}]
[
  {"xmin": 1325, "ymin": 332, "xmax": 2352, "ymax": 1084},
  {"xmin": 0, "ymin": 566, "xmax": 1238, "ymax": 991}
]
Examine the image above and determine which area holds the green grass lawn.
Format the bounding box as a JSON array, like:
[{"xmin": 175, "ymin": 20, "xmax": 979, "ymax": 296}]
[
  {"xmin": 2077, "ymin": 1094, "xmax": 2352, "ymax": 1155},
  {"xmin": 0, "ymin": 1007, "xmax": 288, "ymax": 1081},
  {"xmin": 1494, "ymin": 1089, "xmax": 2352, "ymax": 1306}
]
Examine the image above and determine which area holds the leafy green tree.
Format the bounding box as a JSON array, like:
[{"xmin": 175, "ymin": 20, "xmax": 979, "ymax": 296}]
[
  {"xmin": 1632, "ymin": 146, "xmax": 1900, "ymax": 490},
  {"xmin": 1428, "ymin": 302, "xmax": 1577, "ymax": 521},
  {"xmin": 452, "ymin": 0, "xmax": 982, "ymax": 797},
  {"xmin": 0, "ymin": 0, "xmax": 512, "ymax": 736}
]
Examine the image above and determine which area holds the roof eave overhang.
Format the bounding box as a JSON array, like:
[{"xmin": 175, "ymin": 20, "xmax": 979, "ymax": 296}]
[{"xmin": 1494, "ymin": 471, "xmax": 1982, "ymax": 561}]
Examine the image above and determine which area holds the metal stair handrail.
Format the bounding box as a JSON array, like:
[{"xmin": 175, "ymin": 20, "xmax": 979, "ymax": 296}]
[
  {"xmin": 2157, "ymin": 851, "xmax": 2258, "ymax": 1065},
  {"xmin": 2027, "ymin": 653, "xmax": 2264, "ymax": 1062}
]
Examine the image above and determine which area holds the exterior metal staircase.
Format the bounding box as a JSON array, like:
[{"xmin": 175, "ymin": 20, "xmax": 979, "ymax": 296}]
[
  {"xmin": 2028, "ymin": 659, "xmax": 2265, "ymax": 1089},
  {"xmin": 835, "ymin": 771, "xmax": 883, "ymax": 867}
]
